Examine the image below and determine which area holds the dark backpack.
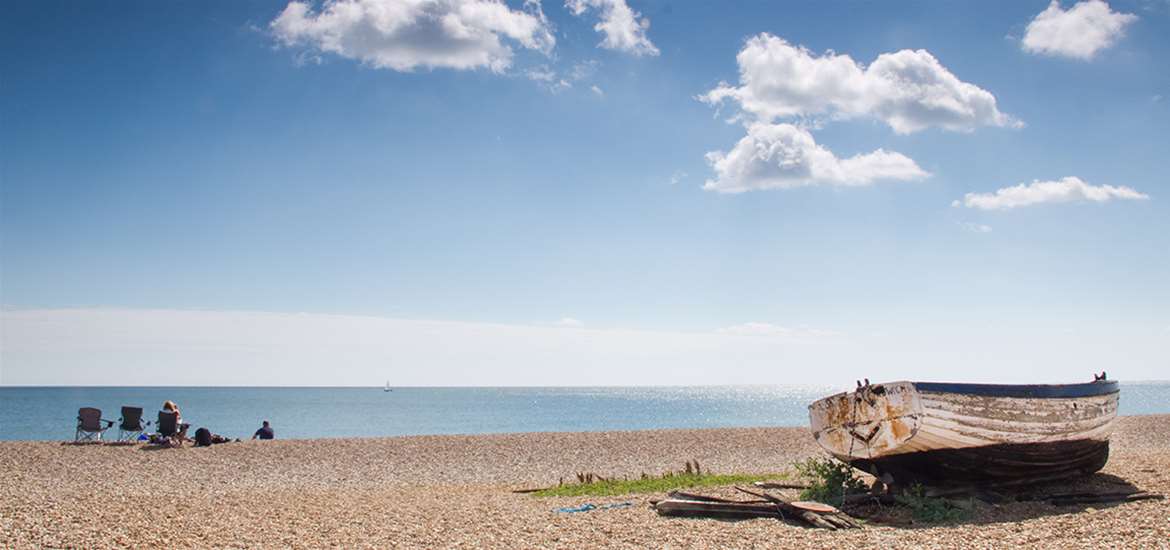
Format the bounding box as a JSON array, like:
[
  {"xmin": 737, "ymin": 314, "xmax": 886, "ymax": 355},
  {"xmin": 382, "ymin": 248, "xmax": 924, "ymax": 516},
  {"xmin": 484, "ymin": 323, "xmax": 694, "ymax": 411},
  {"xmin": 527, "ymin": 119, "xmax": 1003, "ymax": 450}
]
[{"xmin": 194, "ymin": 427, "xmax": 212, "ymax": 447}]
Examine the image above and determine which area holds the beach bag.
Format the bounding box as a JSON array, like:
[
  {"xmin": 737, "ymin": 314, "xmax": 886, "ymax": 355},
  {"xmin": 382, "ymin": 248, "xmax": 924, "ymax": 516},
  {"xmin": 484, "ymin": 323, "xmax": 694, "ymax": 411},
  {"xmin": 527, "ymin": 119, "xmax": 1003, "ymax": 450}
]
[{"xmin": 194, "ymin": 427, "xmax": 212, "ymax": 447}]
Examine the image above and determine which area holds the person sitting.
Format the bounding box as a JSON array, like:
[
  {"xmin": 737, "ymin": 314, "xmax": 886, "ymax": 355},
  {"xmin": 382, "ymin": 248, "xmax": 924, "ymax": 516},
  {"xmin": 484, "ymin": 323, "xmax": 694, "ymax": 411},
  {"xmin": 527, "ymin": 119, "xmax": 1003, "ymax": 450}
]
[
  {"xmin": 162, "ymin": 400, "xmax": 191, "ymax": 444},
  {"xmin": 252, "ymin": 420, "xmax": 274, "ymax": 440}
]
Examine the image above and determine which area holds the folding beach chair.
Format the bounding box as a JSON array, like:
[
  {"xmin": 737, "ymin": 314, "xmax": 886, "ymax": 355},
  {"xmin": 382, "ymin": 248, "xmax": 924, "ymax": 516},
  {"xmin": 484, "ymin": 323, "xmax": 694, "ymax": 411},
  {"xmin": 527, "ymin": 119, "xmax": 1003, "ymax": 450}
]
[
  {"xmin": 117, "ymin": 406, "xmax": 149, "ymax": 442},
  {"xmin": 156, "ymin": 410, "xmax": 193, "ymax": 446},
  {"xmin": 157, "ymin": 410, "xmax": 180, "ymax": 439},
  {"xmin": 75, "ymin": 407, "xmax": 114, "ymax": 442}
]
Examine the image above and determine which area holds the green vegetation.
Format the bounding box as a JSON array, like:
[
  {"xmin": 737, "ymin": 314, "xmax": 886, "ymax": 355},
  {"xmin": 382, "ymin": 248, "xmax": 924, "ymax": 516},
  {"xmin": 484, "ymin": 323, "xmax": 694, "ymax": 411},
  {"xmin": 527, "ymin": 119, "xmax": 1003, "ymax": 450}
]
[
  {"xmin": 792, "ymin": 456, "xmax": 868, "ymax": 508},
  {"xmin": 895, "ymin": 484, "xmax": 971, "ymax": 523},
  {"xmin": 533, "ymin": 461, "xmax": 787, "ymax": 497},
  {"xmin": 533, "ymin": 472, "xmax": 786, "ymax": 497}
]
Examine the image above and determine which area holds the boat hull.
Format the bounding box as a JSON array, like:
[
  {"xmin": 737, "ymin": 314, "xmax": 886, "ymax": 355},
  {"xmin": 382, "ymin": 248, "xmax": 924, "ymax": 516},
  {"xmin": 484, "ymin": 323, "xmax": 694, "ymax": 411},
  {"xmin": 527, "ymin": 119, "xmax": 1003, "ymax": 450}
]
[
  {"xmin": 807, "ymin": 380, "xmax": 1119, "ymax": 485},
  {"xmin": 849, "ymin": 438, "xmax": 1109, "ymax": 485}
]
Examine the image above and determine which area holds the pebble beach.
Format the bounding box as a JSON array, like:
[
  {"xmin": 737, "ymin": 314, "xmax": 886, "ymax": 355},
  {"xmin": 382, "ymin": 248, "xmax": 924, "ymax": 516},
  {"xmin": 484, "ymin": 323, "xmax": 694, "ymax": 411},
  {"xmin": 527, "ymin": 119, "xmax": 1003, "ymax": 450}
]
[{"xmin": 2, "ymin": 415, "xmax": 1168, "ymax": 549}]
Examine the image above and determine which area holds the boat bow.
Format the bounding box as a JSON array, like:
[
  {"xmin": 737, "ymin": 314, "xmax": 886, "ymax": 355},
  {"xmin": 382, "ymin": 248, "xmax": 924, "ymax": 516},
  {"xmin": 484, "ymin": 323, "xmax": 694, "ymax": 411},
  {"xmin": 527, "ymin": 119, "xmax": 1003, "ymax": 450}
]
[{"xmin": 808, "ymin": 381, "xmax": 922, "ymax": 461}]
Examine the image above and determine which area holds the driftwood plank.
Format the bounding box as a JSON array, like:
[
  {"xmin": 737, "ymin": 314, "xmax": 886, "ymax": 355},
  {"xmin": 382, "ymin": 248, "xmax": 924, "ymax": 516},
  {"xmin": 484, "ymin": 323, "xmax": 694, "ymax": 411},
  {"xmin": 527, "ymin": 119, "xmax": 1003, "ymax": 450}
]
[
  {"xmin": 666, "ymin": 491, "xmax": 769, "ymax": 504},
  {"xmin": 735, "ymin": 486, "xmax": 857, "ymax": 530},
  {"xmin": 819, "ymin": 514, "xmax": 857, "ymax": 530},
  {"xmin": 653, "ymin": 499, "xmax": 783, "ymax": 519},
  {"xmin": 1019, "ymin": 490, "xmax": 1137, "ymax": 501},
  {"xmin": 653, "ymin": 489, "xmax": 864, "ymax": 530},
  {"xmin": 510, "ymin": 487, "xmax": 549, "ymax": 494},
  {"xmin": 752, "ymin": 481, "xmax": 810, "ymax": 490},
  {"xmin": 1045, "ymin": 491, "xmax": 1164, "ymax": 505}
]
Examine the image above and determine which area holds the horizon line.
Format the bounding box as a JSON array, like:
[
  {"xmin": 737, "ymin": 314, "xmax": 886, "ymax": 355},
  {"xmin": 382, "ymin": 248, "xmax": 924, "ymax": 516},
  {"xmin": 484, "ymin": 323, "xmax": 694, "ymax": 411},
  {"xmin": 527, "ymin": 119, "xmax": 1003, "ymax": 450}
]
[{"xmin": 2, "ymin": 380, "xmax": 1167, "ymax": 389}]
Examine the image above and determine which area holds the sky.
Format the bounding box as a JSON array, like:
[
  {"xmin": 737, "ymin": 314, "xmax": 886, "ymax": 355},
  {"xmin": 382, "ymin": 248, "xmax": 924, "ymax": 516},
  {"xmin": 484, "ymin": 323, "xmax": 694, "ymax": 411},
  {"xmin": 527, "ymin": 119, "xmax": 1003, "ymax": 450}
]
[{"xmin": 1, "ymin": 0, "xmax": 1168, "ymax": 386}]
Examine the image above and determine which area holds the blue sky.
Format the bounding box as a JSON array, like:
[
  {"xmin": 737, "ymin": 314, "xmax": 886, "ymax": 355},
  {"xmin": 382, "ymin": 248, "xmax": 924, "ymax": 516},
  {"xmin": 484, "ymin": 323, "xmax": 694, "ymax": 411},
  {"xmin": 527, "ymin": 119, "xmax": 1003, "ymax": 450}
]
[{"xmin": 1, "ymin": 1, "xmax": 1167, "ymax": 385}]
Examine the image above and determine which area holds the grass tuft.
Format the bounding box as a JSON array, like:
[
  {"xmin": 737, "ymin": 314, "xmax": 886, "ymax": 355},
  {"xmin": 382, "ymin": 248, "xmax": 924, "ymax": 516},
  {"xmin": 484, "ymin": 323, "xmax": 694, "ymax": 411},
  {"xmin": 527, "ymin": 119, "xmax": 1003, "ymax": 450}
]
[
  {"xmin": 533, "ymin": 465, "xmax": 787, "ymax": 498},
  {"xmin": 895, "ymin": 484, "xmax": 971, "ymax": 523},
  {"xmin": 792, "ymin": 456, "xmax": 868, "ymax": 507}
]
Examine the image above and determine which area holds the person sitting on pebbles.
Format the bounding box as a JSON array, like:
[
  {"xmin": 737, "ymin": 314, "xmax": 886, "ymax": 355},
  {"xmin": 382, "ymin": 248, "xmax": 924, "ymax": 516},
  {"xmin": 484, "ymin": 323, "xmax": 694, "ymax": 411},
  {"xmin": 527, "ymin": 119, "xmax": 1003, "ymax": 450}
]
[{"xmin": 252, "ymin": 420, "xmax": 274, "ymax": 440}]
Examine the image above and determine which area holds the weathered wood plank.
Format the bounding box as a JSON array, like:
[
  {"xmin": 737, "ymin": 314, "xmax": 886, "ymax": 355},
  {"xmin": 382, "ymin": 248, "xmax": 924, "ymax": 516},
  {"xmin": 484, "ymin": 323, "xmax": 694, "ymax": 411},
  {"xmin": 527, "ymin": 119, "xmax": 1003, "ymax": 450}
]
[
  {"xmin": 666, "ymin": 491, "xmax": 767, "ymax": 504},
  {"xmin": 752, "ymin": 481, "xmax": 810, "ymax": 490},
  {"xmin": 652, "ymin": 499, "xmax": 782, "ymax": 519},
  {"xmin": 735, "ymin": 486, "xmax": 860, "ymax": 530}
]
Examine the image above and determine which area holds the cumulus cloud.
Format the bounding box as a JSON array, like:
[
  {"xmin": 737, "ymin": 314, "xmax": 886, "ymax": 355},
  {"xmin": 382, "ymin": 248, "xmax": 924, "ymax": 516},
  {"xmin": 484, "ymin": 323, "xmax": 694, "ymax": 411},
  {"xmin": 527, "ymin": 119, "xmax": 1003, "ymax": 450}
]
[
  {"xmin": 1022, "ymin": 1, "xmax": 1137, "ymax": 60},
  {"xmin": 270, "ymin": 0, "xmax": 555, "ymax": 73},
  {"xmin": 590, "ymin": 84, "xmax": 605, "ymax": 97},
  {"xmin": 700, "ymin": 34, "xmax": 1019, "ymax": 134},
  {"xmin": 953, "ymin": 176, "xmax": 1149, "ymax": 210},
  {"xmin": 565, "ymin": 0, "xmax": 659, "ymax": 56},
  {"xmin": 703, "ymin": 123, "xmax": 928, "ymax": 193}
]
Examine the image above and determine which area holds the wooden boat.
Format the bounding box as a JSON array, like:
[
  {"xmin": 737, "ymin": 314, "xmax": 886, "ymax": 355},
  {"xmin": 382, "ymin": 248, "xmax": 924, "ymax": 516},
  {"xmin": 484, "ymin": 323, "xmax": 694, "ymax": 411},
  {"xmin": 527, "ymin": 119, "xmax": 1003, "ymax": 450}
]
[{"xmin": 807, "ymin": 377, "xmax": 1119, "ymax": 485}]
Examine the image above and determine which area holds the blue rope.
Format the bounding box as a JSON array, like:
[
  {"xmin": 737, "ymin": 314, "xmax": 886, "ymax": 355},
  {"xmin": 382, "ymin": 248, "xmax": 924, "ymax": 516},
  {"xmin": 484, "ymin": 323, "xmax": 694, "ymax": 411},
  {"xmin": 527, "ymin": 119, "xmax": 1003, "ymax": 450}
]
[{"xmin": 554, "ymin": 502, "xmax": 633, "ymax": 513}]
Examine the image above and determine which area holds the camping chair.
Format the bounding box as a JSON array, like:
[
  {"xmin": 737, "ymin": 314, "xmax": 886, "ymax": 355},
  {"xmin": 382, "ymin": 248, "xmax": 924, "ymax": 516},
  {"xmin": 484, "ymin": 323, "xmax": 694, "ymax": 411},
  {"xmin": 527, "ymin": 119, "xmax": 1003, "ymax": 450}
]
[
  {"xmin": 117, "ymin": 406, "xmax": 149, "ymax": 442},
  {"xmin": 75, "ymin": 407, "xmax": 114, "ymax": 442},
  {"xmin": 157, "ymin": 410, "xmax": 179, "ymax": 438},
  {"xmin": 156, "ymin": 410, "xmax": 190, "ymax": 446}
]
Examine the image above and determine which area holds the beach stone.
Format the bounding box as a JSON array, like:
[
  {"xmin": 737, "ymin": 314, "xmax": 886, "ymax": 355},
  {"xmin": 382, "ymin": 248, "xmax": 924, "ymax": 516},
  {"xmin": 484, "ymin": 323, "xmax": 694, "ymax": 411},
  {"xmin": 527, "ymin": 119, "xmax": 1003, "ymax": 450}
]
[{"xmin": 1, "ymin": 416, "xmax": 1168, "ymax": 548}]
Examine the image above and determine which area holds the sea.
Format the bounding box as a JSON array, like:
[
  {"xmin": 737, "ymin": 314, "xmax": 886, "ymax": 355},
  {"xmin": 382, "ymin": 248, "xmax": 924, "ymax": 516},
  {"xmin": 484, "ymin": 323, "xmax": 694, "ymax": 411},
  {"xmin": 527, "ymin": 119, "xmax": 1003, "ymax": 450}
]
[{"xmin": 2, "ymin": 383, "xmax": 1168, "ymax": 441}]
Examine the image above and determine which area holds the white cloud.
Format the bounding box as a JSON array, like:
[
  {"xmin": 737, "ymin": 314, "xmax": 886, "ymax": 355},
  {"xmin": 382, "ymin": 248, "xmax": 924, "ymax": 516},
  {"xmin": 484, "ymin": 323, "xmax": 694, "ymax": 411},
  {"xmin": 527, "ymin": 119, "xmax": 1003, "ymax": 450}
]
[
  {"xmin": 716, "ymin": 322, "xmax": 839, "ymax": 338},
  {"xmin": 525, "ymin": 65, "xmax": 556, "ymax": 82},
  {"xmin": 526, "ymin": 65, "xmax": 571, "ymax": 92},
  {"xmin": 1022, "ymin": 1, "xmax": 1137, "ymax": 60},
  {"xmin": 669, "ymin": 170, "xmax": 687, "ymax": 185},
  {"xmin": 703, "ymin": 123, "xmax": 928, "ymax": 193},
  {"xmin": 525, "ymin": 59, "xmax": 599, "ymax": 93},
  {"xmin": 0, "ymin": 308, "xmax": 848, "ymax": 386},
  {"xmin": 958, "ymin": 221, "xmax": 993, "ymax": 233},
  {"xmin": 3, "ymin": 309, "xmax": 1166, "ymax": 385},
  {"xmin": 565, "ymin": 0, "xmax": 659, "ymax": 56},
  {"xmin": 953, "ymin": 176, "xmax": 1149, "ymax": 210},
  {"xmin": 570, "ymin": 60, "xmax": 600, "ymax": 80},
  {"xmin": 700, "ymin": 34, "xmax": 1019, "ymax": 135},
  {"xmin": 270, "ymin": 0, "xmax": 555, "ymax": 73}
]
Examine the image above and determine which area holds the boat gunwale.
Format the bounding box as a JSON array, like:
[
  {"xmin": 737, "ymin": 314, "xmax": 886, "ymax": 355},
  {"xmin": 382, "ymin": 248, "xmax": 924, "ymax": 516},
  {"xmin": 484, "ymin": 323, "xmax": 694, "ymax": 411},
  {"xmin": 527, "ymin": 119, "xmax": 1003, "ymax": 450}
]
[
  {"xmin": 807, "ymin": 380, "xmax": 1120, "ymax": 412},
  {"xmin": 912, "ymin": 380, "xmax": 1118, "ymax": 399}
]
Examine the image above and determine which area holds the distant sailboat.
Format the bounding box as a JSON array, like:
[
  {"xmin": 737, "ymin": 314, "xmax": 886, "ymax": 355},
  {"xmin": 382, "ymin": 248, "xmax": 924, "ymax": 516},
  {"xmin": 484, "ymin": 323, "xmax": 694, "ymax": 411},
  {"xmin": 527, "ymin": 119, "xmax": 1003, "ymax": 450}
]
[{"xmin": 384, "ymin": 380, "xmax": 392, "ymax": 392}]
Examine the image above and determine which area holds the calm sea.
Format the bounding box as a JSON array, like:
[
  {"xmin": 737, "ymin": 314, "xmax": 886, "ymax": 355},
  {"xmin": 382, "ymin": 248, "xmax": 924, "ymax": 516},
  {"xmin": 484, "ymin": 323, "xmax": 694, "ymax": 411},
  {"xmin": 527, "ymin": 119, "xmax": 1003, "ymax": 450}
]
[{"xmin": 2, "ymin": 383, "xmax": 1168, "ymax": 441}]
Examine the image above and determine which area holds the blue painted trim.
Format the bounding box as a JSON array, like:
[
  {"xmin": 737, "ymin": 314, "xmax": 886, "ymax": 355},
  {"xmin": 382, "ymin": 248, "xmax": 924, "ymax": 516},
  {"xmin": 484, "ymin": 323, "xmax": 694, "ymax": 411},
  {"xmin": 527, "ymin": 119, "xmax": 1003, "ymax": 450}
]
[{"xmin": 912, "ymin": 381, "xmax": 1119, "ymax": 398}]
